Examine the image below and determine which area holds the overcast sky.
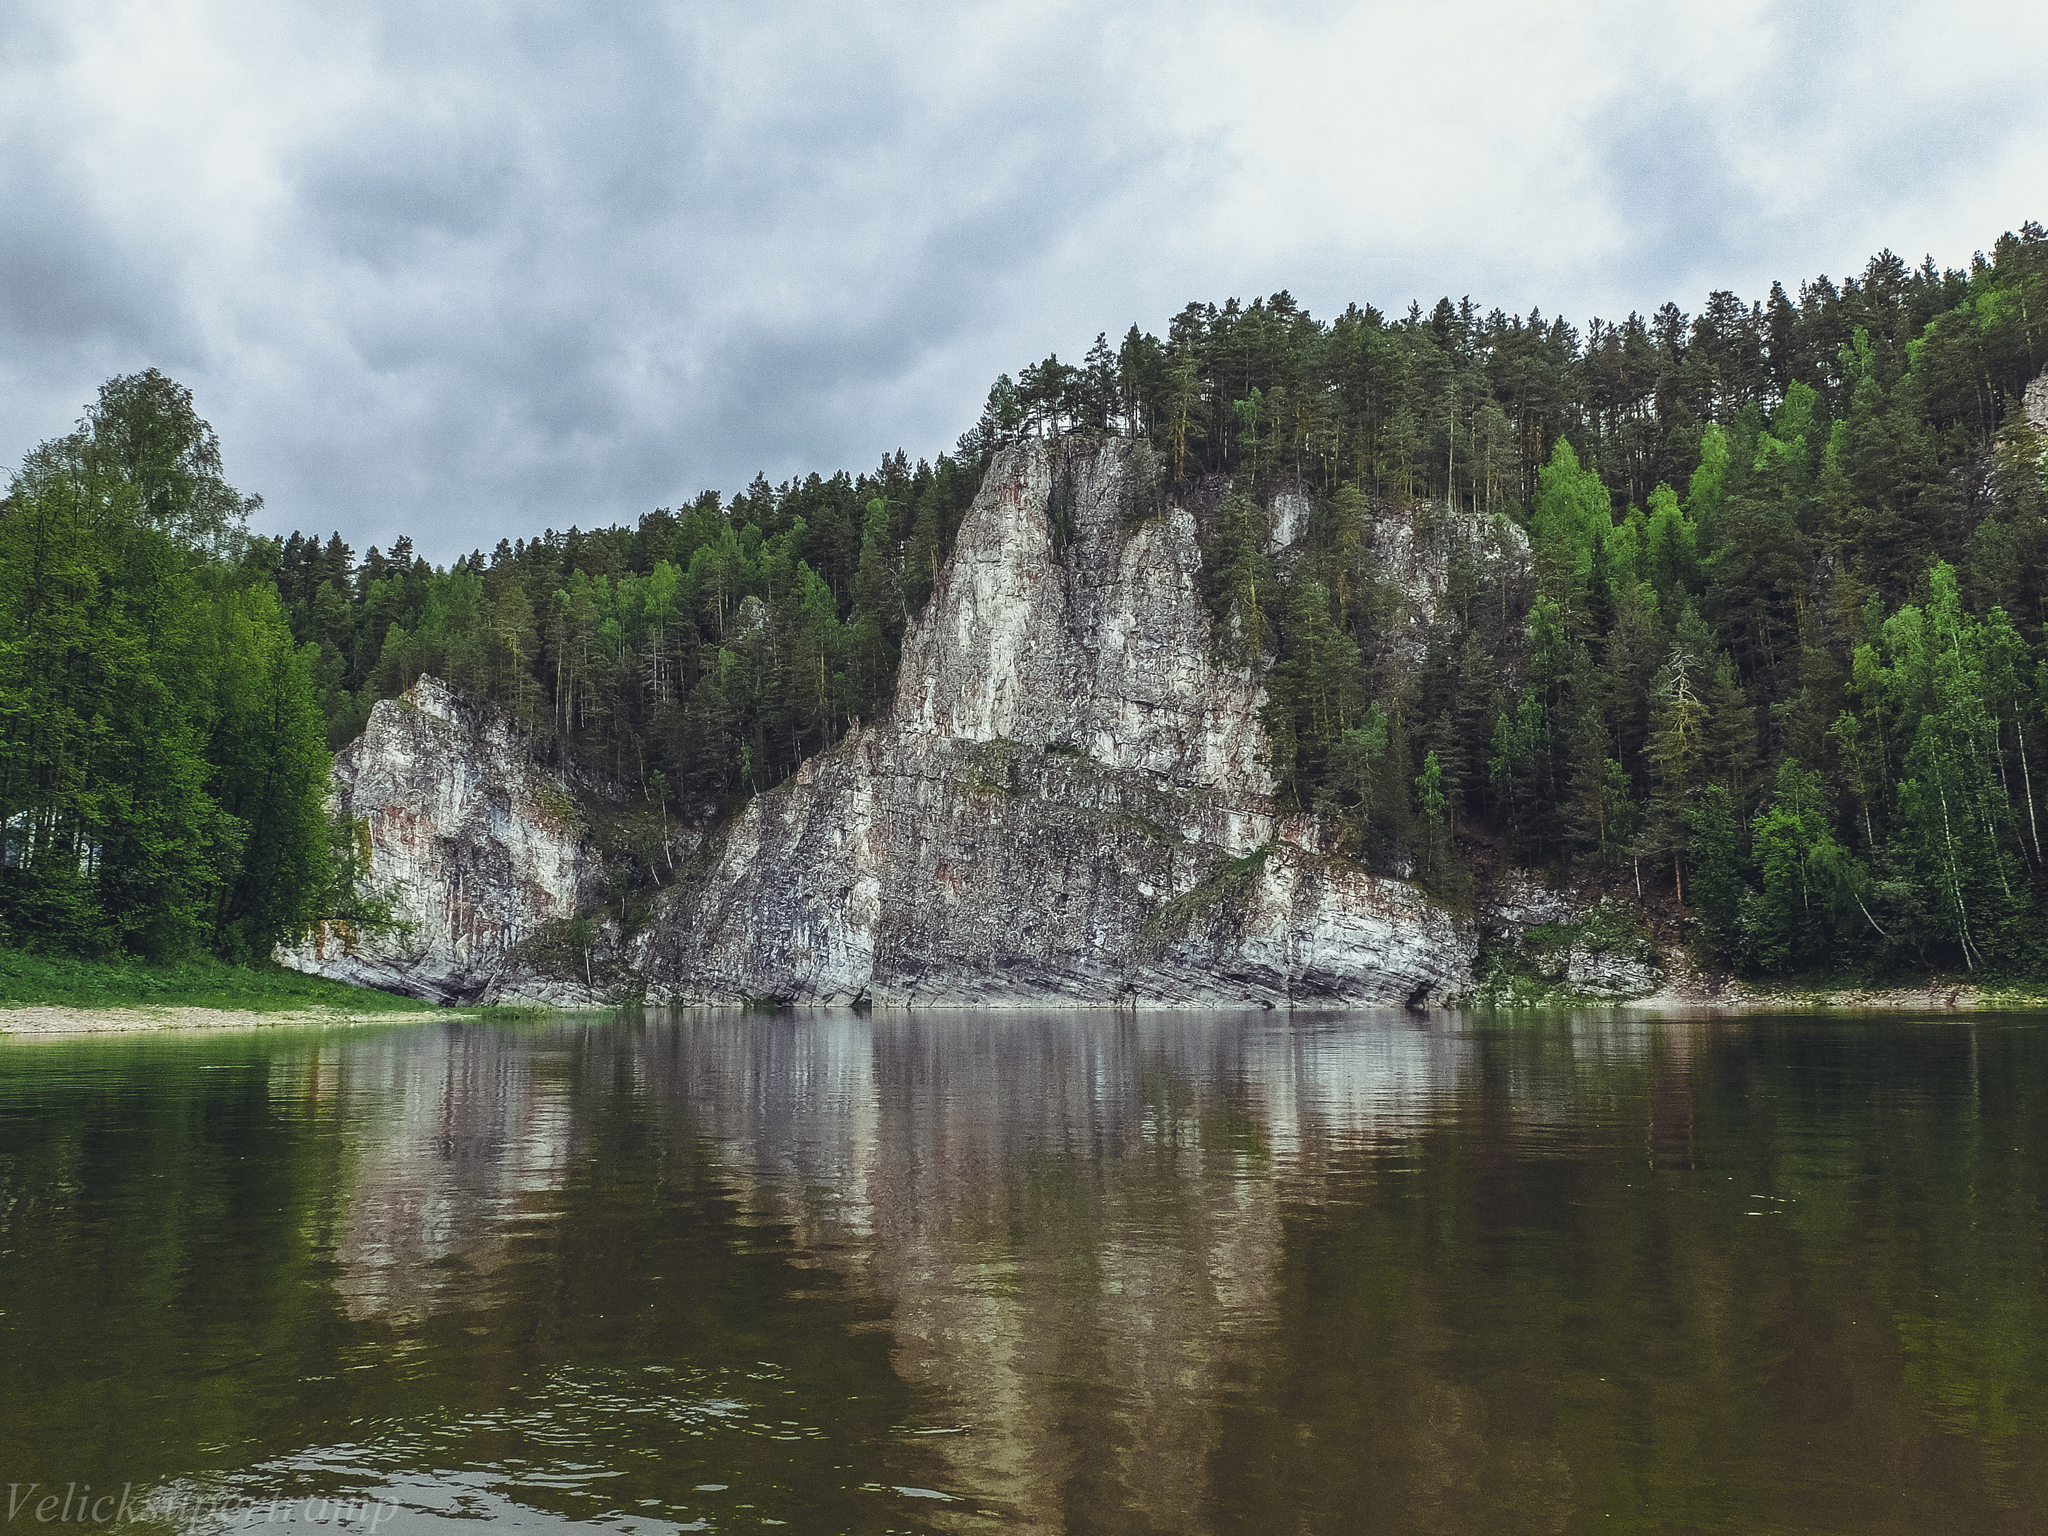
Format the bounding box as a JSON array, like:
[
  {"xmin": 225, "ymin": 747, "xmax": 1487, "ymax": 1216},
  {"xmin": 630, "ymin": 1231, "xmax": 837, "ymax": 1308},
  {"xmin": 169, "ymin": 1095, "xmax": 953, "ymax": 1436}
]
[{"xmin": 4, "ymin": 0, "xmax": 2044, "ymax": 563}]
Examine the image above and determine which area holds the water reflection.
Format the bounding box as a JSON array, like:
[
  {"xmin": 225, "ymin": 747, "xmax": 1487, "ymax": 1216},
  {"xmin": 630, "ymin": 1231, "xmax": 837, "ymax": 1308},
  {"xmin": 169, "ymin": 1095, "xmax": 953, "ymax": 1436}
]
[
  {"xmin": 3, "ymin": 1009, "xmax": 2045, "ymax": 1534},
  {"xmin": 311, "ymin": 1025, "xmax": 576, "ymax": 1321}
]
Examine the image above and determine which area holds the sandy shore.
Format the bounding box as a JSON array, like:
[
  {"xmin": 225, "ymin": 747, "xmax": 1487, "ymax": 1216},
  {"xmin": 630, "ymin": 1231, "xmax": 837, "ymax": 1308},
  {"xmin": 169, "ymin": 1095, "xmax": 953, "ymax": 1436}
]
[
  {"xmin": 0, "ymin": 1005, "xmax": 456, "ymax": 1039},
  {"xmin": 2, "ymin": 988, "xmax": 2028, "ymax": 1038}
]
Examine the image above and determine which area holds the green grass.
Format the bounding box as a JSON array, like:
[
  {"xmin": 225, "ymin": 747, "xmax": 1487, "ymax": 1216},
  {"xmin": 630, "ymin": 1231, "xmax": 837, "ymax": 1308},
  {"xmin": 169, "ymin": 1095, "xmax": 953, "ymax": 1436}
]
[
  {"xmin": 1140, "ymin": 843, "xmax": 1276, "ymax": 952},
  {"xmin": 0, "ymin": 947, "xmax": 433, "ymax": 1014},
  {"xmin": 1473, "ymin": 900, "xmax": 1662, "ymax": 1008}
]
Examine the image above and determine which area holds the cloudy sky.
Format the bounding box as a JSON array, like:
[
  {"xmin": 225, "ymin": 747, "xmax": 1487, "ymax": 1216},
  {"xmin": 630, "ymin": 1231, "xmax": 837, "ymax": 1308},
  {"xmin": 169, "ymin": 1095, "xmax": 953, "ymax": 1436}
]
[{"xmin": 3, "ymin": 0, "xmax": 2044, "ymax": 563}]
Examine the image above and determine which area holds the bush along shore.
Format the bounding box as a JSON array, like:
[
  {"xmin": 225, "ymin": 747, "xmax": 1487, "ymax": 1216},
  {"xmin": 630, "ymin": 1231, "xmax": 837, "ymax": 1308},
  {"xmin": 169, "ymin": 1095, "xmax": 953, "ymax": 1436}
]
[{"xmin": 1470, "ymin": 900, "xmax": 2048, "ymax": 1011}]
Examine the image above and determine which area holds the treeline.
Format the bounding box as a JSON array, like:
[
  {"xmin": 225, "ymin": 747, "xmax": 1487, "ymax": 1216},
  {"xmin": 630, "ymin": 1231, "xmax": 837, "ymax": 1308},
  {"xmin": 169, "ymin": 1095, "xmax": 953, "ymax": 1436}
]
[
  {"xmin": 975, "ymin": 225, "xmax": 2046, "ymax": 533},
  {"xmin": 268, "ymin": 220, "xmax": 2048, "ymax": 978},
  {"xmin": 13, "ymin": 220, "xmax": 2047, "ymax": 979},
  {"xmin": 1091, "ymin": 223, "xmax": 2046, "ymax": 976},
  {"xmin": 268, "ymin": 453, "xmax": 984, "ymax": 800},
  {"xmin": 0, "ymin": 373, "xmax": 338, "ymax": 960}
]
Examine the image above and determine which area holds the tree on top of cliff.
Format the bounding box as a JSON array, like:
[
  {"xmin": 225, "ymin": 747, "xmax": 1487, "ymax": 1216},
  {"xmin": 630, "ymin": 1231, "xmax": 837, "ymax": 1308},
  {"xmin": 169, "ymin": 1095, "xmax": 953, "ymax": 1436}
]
[{"xmin": 239, "ymin": 215, "xmax": 2048, "ymax": 981}]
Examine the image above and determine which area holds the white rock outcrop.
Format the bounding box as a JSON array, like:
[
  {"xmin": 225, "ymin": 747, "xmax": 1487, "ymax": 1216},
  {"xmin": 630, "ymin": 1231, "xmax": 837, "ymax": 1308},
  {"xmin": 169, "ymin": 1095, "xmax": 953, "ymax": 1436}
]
[
  {"xmin": 278, "ymin": 677, "xmax": 601, "ymax": 1004},
  {"xmin": 893, "ymin": 443, "xmax": 1270, "ymax": 801},
  {"xmin": 1368, "ymin": 500, "xmax": 1533, "ymax": 668},
  {"xmin": 284, "ymin": 439, "xmax": 1482, "ymax": 1008},
  {"xmin": 1268, "ymin": 489, "xmax": 1310, "ymax": 551},
  {"xmin": 643, "ymin": 439, "xmax": 1475, "ymax": 1007}
]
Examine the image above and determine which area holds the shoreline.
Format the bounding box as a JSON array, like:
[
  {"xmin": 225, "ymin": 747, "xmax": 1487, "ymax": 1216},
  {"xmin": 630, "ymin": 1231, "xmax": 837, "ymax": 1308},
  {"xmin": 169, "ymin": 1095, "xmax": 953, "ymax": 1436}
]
[
  {"xmin": 1624, "ymin": 983, "xmax": 1990, "ymax": 1013},
  {"xmin": 4, "ymin": 984, "xmax": 2040, "ymax": 1038},
  {"xmin": 1623, "ymin": 958, "xmax": 1985, "ymax": 1011},
  {"xmin": 0, "ymin": 1004, "xmax": 460, "ymax": 1039}
]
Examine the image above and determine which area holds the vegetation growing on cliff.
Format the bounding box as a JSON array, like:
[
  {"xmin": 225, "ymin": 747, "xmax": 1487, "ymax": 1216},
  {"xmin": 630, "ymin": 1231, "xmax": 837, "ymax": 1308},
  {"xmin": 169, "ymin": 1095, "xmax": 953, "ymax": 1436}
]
[
  {"xmin": 13, "ymin": 222, "xmax": 2048, "ymax": 985},
  {"xmin": 1473, "ymin": 902, "xmax": 1663, "ymax": 1007},
  {"xmin": 264, "ymin": 455, "xmax": 985, "ymax": 803}
]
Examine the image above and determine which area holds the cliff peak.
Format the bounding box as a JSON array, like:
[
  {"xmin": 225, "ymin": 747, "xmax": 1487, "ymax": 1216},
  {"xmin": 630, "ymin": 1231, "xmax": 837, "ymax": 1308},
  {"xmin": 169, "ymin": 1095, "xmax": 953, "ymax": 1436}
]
[
  {"xmin": 640, "ymin": 438, "xmax": 1475, "ymax": 1008},
  {"xmin": 895, "ymin": 438, "xmax": 1269, "ymax": 799}
]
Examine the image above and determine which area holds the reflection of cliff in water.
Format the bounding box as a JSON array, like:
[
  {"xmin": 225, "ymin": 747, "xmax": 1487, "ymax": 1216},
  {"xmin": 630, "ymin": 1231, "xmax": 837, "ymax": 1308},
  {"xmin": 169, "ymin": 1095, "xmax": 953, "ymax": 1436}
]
[
  {"xmin": 629, "ymin": 1009, "xmax": 1481, "ymax": 1531},
  {"xmin": 310, "ymin": 1010, "xmax": 1700, "ymax": 1530},
  {"xmin": 315, "ymin": 1023, "xmax": 575, "ymax": 1322},
  {"xmin": 37, "ymin": 1009, "xmax": 2029, "ymax": 1532}
]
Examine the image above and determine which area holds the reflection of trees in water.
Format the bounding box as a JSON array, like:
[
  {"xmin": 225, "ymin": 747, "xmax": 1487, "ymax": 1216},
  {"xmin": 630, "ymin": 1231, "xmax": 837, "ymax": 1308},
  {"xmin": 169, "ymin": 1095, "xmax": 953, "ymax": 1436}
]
[
  {"xmin": 304, "ymin": 1020, "xmax": 954, "ymax": 1524},
  {"xmin": 616, "ymin": 1010, "xmax": 1480, "ymax": 1533},
  {"xmin": 1204, "ymin": 1017, "xmax": 2048, "ymax": 1533},
  {"xmin": 52, "ymin": 1010, "xmax": 2041, "ymax": 1532}
]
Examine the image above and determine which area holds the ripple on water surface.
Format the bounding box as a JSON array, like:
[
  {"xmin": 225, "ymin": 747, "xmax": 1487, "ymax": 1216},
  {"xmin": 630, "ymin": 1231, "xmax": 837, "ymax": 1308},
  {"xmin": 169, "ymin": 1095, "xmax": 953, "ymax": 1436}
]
[{"xmin": 2, "ymin": 1007, "xmax": 2046, "ymax": 1534}]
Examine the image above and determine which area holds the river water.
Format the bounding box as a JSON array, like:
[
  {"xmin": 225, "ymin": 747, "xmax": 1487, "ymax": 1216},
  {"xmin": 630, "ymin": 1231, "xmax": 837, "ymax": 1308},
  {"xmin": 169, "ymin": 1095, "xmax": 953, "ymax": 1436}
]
[{"xmin": 2, "ymin": 1009, "xmax": 2045, "ymax": 1534}]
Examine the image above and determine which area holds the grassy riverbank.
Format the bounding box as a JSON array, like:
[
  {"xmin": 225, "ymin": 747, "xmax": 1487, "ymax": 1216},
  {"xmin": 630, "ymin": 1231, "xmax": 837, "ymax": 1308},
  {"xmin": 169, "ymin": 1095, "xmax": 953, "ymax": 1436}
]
[
  {"xmin": 1724, "ymin": 974, "xmax": 2048, "ymax": 1010},
  {"xmin": 0, "ymin": 946, "xmax": 425, "ymax": 1016},
  {"xmin": 1466, "ymin": 896, "xmax": 2048, "ymax": 1011}
]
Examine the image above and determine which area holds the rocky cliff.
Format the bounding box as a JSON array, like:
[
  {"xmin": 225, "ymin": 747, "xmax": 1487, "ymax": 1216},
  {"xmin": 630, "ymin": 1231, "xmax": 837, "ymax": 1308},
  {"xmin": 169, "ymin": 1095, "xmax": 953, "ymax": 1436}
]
[
  {"xmin": 893, "ymin": 444, "xmax": 1270, "ymax": 801},
  {"xmin": 637, "ymin": 439, "xmax": 1474, "ymax": 1007},
  {"xmin": 282, "ymin": 439, "xmax": 1482, "ymax": 1007},
  {"xmin": 277, "ymin": 676, "xmax": 603, "ymax": 1004}
]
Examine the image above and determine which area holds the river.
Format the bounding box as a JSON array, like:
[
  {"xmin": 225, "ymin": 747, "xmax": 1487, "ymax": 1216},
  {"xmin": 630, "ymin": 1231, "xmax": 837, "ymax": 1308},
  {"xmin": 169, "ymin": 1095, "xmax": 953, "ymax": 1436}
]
[{"xmin": 2, "ymin": 1008, "xmax": 2043, "ymax": 1533}]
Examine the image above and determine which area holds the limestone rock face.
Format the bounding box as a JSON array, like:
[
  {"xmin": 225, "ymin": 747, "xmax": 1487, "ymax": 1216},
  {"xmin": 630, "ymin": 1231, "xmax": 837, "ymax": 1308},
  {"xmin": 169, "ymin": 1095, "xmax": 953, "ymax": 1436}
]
[
  {"xmin": 1484, "ymin": 870, "xmax": 1581, "ymax": 931},
  {"xmin": 1368, "ymin": 501, "xmax": 1533, "ymax": 669},
  {"xmin": 283, "ymin": 439, "xmax": 1482, "ymax": 1008},
  {"xmin": 2026, "ymin": 362, "xmax": 2048, "ymax": 438},
  {"xmin": 1476, "ymin": 878, "xmax": 1664, "ymax": 1004},
  {"xmin": 277, "ymin": 677, "xmax": 601, "ymax": 1004},
  {"xmin": 1562, "ymin": 945, "xmax": 1662, "ymax": 999},
  {"xmin": 892, "ymin": 442, "xmax": 1271, "ymax": 802},
  {"xmin": 643, "ymin": 439, "xmax": 1476, "ymax": 1008}
]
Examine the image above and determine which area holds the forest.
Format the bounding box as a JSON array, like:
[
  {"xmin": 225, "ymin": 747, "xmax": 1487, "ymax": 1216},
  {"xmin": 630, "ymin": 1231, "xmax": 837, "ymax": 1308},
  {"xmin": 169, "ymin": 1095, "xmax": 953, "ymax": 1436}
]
[
  {"xmin": 4, "ymin": 221, "xmax": 2046, "ymax": 977},
  {"xmin": 0, "ymin": 373, "xmax": 335, "ymax": 960}
]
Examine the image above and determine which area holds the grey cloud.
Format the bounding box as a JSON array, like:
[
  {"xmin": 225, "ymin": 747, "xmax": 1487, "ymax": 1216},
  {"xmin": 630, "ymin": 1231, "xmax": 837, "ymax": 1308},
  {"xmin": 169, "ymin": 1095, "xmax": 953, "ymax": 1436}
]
[
  {"xmin": 297, "ymin": 132, "xmax": 521, "ymax": 264},
  {"xmin": 1579, "ymin": 0, "xmax": 2037, "ymax": 315},
  {"xmin": 0, "ymin": 124, "xmax": 190, "ymax": 362},
  {"xmin": 216, "ymin": 3, "xmax": 1186, "ymax": 557},
  {"xmin": 2, "ymin": 0, "xmax": 2041, "ymax": 564}
]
